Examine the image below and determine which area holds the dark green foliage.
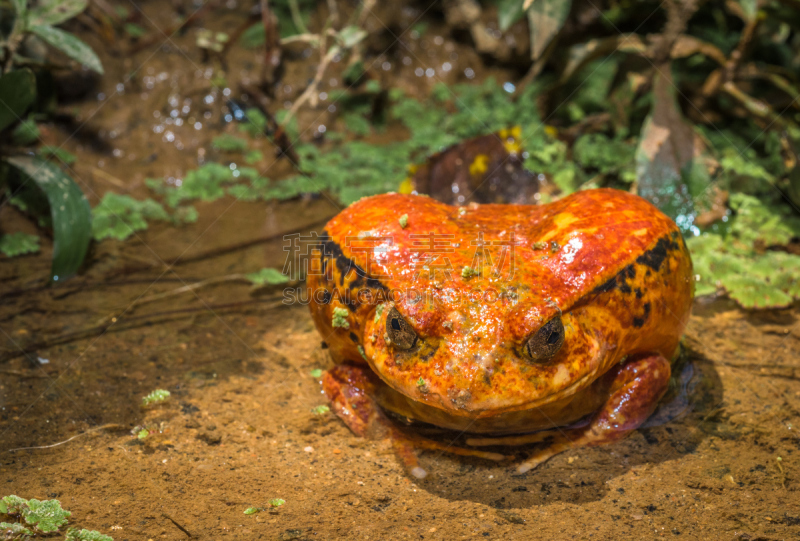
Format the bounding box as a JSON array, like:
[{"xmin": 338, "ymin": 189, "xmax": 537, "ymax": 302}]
[
  {"xmin": 0, "ymin": 69, "xmax": 36, "ymax": 132},
  {"xmin": 5, "ymin": 156, "xmax": 92, "ymax": 281}
]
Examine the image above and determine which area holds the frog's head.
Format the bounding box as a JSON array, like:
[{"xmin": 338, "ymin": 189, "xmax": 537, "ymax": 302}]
[{"xmin": 313, "ymin": 190, "xmax": 693, "ymax": 417}]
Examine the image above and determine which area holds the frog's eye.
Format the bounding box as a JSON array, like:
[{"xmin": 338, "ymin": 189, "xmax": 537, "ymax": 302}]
[
  {"xmin": 524, "ymin": 316, "xmax": 565, "ymax": 362},
  {"xmin": 386, "ymin": 306, "xmax": 418, "ymax": 350}
]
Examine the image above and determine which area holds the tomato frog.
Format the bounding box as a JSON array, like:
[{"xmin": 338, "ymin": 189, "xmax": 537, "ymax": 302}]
[{"xmin": 308, "ymin": 188, "xmax": 693, "ymax": 478}]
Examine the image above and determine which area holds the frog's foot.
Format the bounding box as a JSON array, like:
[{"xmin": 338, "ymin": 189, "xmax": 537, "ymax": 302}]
[
  {"xmin": 323, "ymin": 364, "xmax": 506, "ymax": 479},
  {"xmin": 473, "ymin": 354, "xmax": 671, "ymax": 474}
]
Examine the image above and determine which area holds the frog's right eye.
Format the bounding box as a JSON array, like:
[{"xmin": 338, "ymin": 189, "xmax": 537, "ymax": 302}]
[{"xmin": 386, "ymin": 307, "xmax": 418, "ymax": 350}]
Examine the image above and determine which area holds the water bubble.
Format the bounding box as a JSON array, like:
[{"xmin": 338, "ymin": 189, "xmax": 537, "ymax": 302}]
[
  {"xmin": 442, "ymin": 62, "xmax": 452, "ymax": 72},
  {"xmin": 425, "ymin": 68, "xmax": 435, "ymax": 77},
  {"xmin": 464, "ymin": 68, "xmax": 475, "ymax": 79},
  {"xmin": 415, "ymin": 68, "xmax": 424, "ymax": 77}
]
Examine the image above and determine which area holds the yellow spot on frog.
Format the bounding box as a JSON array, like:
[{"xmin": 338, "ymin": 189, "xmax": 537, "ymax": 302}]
[
  {"xmin": 553, "ymin": 213, "xmax": 578, "ymax": 230},
  {"xmin": 469, "ymin": 154, "xmax": 490, "ymax": 177}
]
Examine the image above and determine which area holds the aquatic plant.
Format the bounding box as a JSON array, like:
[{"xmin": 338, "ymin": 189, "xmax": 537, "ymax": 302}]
[
  {"xmin": 246, "ymin": 268, "xmax": 290, "ymax": 286},
  {"xmin": 0, "ymin": 495, "xmax": 110, "ymax": 539},
  {"xmin": 141, "ymin": 389, "xmax": 170, "ymax": 406},
  {"xmin": 689, "ymin": 195, "xmax": 800, "ymax": 309},
  {"xmin": 243, "ymin": 498, "xmax": 286, "ymax": 515},
  {"xmin": 0, "ymin": 231, "xmax": 39, "ymax": 257}
]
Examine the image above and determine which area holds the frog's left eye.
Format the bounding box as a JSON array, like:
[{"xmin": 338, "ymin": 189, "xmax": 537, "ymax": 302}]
[
  {"xmin": 524, "ymin": 316, "xmax": 565, "ymax": 362},
  {"xmin": 386, "ymin": 306, "xmax": 418, "ymax": 350}
]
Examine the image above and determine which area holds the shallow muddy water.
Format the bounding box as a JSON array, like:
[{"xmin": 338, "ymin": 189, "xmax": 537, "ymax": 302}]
[{"xmin": 2, "ymin": 1, "xmax": 800, "ymax": 539}]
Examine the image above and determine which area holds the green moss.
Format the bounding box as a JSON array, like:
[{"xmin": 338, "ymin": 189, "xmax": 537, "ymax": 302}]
[
  {"xmin": 246, "ymin": 268, "xmax": 290, "ymax": 286},
  {"xmin": 92, "ymin": 193, "xmax": 170, "ymax": 241},
  {"xmin": 0, "ymin": 232, "xmax": 40, "ymax": 257},
  {"xmin": 212, "ymin": 134, "xmax": 249, "ymax": 153},
  {"xmin": 688, "ymin": 194, "xmax": 800, "ymax": 309},
  {"xmin": 311, "ymin": 405, "xmax": 330, "ymax": 415},
  {"xmin": 332, "ymin": 307, "xmax": 350, "ymax": 329},
  {"xmin": 141, "ymin": 389, "xmax": 170, "ymax": 406}
]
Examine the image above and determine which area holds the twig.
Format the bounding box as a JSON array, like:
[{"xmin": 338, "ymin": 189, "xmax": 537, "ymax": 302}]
[
  {"xmin": 5, "ymin": 424, "xmax": 124, "ymax": 452},
  {"xmin": 260, "ymin": 0, "xmax": 282, "ymax": 87},
  {"xmin": 0, "ymin": 297, "xmax": 288, "ymax": 364},
  {"xmin": 282, "ymin": 45, "xmax": 338, "ymax": 125},
  {"xmin": 326, "ymin": 0, "xmax": 340, "ymax": 27},
  {"xmin": 92, "ymin": 167, "xmax": 127, "ymax": 189},
  {"xmin": 162, "ymin": 512, "xmax": 193, "ymax": 538},
  {"xmin": 126, "ymin": 274, "xmax": 251, "ymax": 309}
]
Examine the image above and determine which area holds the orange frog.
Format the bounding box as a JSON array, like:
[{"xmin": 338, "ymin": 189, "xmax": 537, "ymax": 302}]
[{"xmin": 308, "ymin": 188, "xmax": 693, "ymax": 478}]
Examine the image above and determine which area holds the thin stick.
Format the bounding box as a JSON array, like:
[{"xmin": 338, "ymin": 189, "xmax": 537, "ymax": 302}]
[
  {"xmin": 282, "ymin": 45, "xmax": 338, "ymax": 125},
  {"xmin": 162, "ymin": 512, "xmax": 193, "ymax": 538},
  {"xmin": 5, "ymin": 424, "xmax": 124, "ymax": 452},
  {"xmin": 0, "ymin": 297, "xmax": 287, "ymax": 364}
]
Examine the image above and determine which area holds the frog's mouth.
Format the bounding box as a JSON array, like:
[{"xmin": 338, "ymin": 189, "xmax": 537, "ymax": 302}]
[
  {"xmin": 370, "ymin": 337, "xmax": 613, "ymax": 434},
  {"xmin": 364, "ymin": 310, "xmax": 617, "ymax": 418}
]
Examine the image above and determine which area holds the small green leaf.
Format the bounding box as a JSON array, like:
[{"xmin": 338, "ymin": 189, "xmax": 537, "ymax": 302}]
[
  {"xmin": 311, "ymin": 405, "xmax": 330, "ymax": 416},
  {"xmin": 268, "ymin": 498, "xmax": 285, "ymax": 508},
  {"xmin": 22, "ymin": 498, "xmax": 71, "ymax": 533},
  {"xmin": 12, "ymin": 0, "xmax": 26, "ymax": 16},
  {"xmin": 0, "ymin": 522, "xmax": 33, "ymax": 536},
  {"xmin": 26, "ymin": 0, "xmax": 88, "ymax": 27},
  {"xmin": 30, "ymin": 25, "xmax": 104, "ymax": 74},
  {"xmin": 11, "ymin": 119, "xmax": 40, "ymax": 146},
  {"xmin": 137, "ymin": 429, "xmax": 149, "ymax": 440},
  {"xmin": 65, "ymin": 528, "xmax": 114, "ymax": 541},
  {"xmin": 309, "ymin": 369, "xmax": 323, "ymax": 378},
  {"xmin": 142, "ymin": 389, "xmax": 170, "ymax": 406},
  {"xmin": 735, "ymin": 0, "xmax": 758, "ymax": 20},
  {"xmin": 243, "ymin": 507, "xmax": 261, "ymax": 515},
  {"xmin": 461, "ymin": 266, "xmax": 480, "ymax": 279},
  {"xmin": 123, "ymin": 23, "xmax": 147, "ymax": 38},
  {"xmin": 0, "ymin": 232, "xmax": 40, "ymax": 257},
  {"xmin": 39, "ymin": 145, "xmax": 77, "ymax": 165},
  {"xmin": 92, "ymin": 193, "xmax": 169, "ymax": 241},
  {"xmin": 0, "ymin": 68, "xmax": 37, "ymax": 132},
  {"xmin": 1, "ymin": 495, "xmax": 28, "ymax": 514},
  {"xmin": 6, "ymin": 156, "xmax": 92, "ymax": 281},
  {"xmin": 497, "ymin": 0, "xmax": 525, "ymax": 32},
  {"xmin": 398, "ymin": 214, "xmax": 408, "ymax": 228},
  {"xmin": 336, "ymin": 26, "xmax": 367, "ymax": 49},
  {"xmin": 212, "ymin": 134, "xmax": 248, "ymax": 152},
  {"xmin": 239, "ymin": 22, "xmax": 265, "ymax": 49},
  {"xmin": 245, "ymin": 149, "xmax": 264, "ymax": 164},
  {"xmin": 527, "ymin": 0, "xmax": 572, "ymax": 60},
  {"xmin": 246, "ymin": 268, "xmax": 289, "ymax": 286}
]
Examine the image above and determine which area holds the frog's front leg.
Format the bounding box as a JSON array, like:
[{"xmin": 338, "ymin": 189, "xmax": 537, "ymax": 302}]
[
  {"xmin": 468, "ymin": 353, "xmax": 671, "ymax": 474},
  {"xmin": 323, "ymin": 364, "xmax": 505, "ymax": 479}
]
